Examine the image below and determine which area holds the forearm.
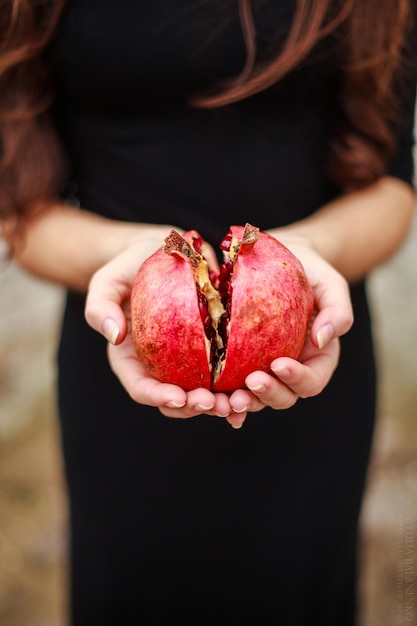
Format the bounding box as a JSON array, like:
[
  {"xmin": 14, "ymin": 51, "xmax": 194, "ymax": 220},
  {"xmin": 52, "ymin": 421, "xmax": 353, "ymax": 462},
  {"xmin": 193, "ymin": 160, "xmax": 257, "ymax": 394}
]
[
  {"xmin": 4, "ymin": 175, "xmax": 415, "ymax": 291},
  {"xmin": 3, "ymin": 204, "xmax": 170, "ymax": 292},
  {"xmin": 270, "ymin": 176, "xmax": 416, "ymax": 282}
]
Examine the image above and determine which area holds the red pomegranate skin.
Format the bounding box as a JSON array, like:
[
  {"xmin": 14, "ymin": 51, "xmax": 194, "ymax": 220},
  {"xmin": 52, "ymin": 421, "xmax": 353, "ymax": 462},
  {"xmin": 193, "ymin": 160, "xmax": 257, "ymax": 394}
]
[
  {"xmin": 213, "ymin": 225, "xmax": 314, "ymax": 391},
  {"xmin": 131, "ymin": 225, "xmax": 314, "ymax": 393},
  {"xmin": 131, "ymin": 230, "xmax": 212, "ymax": 390}
]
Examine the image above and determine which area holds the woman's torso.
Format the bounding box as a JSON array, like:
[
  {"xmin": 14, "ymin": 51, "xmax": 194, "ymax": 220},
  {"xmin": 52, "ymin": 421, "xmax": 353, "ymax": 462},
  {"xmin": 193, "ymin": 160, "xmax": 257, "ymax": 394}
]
[{"xmin": 51, "ymin": 0, "xmax": 341, "ymax": 242}]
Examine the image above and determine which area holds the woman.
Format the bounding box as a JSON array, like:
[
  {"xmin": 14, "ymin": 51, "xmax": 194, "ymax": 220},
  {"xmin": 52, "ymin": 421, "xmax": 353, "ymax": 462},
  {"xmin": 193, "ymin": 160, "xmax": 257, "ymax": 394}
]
[{"xmin": 1, "ymin": 1, "xmax": 416, "ymax": 624}]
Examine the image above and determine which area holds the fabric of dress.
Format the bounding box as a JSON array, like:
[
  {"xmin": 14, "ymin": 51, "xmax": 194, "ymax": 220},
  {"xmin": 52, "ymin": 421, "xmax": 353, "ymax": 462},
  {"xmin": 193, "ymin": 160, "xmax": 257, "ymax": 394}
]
[{"xmin": 49, "ymin": 1, "xmax": 417, "ymax": 624}]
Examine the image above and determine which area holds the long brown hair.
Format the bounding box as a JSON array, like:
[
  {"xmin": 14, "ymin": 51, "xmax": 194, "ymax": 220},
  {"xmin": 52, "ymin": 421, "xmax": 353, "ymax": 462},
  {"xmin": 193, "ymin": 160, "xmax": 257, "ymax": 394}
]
[
  {"xmin": 193, "ymin": 0, "xmax": 412, "ymax": 190},
  {"xmin": 0, "ymin": 0, "xmax": 413, "ymax": 227},
  {"xmin": 0, "ymin": 0, "xmax": 67, "ymax": 231}
]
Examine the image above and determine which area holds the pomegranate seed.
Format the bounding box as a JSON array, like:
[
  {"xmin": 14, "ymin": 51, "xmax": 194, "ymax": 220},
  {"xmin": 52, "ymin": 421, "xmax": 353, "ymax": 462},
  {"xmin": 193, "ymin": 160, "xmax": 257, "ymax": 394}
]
[
  {"xmin": 220, "ymin": 231, "xmax": 233, "ymax": 251},
  {"xmin": 197, "ymin": 291, "xmax": 211, "ymax": 328},
  {"xmin": 218, "ymin": 261, "xmax": 233, "ymax": 298}
]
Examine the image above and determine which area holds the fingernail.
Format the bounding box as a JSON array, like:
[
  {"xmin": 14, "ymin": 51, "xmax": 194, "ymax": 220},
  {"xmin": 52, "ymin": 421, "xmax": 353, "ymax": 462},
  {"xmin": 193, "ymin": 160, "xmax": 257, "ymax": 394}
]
[
  {"xmin": 247, "ymin": 384, "xmax": 266, "ymax": 393},
  {"xmin": 229, "ymin": 415, "xmax": 246, "ymax": 429},
  {"xmin": 317, "ymin": 323, "xmax": 333, "ymax": 350},
  {"xmin": 103, "ymin": 318, "xmax": 120, "ymax": 345},
  {"xmin": 272, "ymin": 365, "xmax": 291, "ymax": 379},
  {"xmin": 195, "ymin": 403, "xmax": 215, "ymax": 412},
  {"xmin": 232, "ymin": 406, "xmax": 249, "ymax": 414},
  {"xmin": 165, "ymin": 400, "xmax": 186, "ymax": 408}
]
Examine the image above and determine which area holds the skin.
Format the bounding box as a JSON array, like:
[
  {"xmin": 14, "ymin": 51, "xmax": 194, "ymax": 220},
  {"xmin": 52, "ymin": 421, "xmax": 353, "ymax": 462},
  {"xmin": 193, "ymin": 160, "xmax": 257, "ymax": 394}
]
[{"xmin": 4, "ymin": 175, "xmax": 415, "ymax": 429}]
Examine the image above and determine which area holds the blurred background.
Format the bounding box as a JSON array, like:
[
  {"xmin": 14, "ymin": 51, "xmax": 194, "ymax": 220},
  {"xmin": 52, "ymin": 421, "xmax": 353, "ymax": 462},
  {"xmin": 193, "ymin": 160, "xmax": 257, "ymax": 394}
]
[{"xmin": 0, "ymin": 129, "xmax": 416, "ymax": 624}]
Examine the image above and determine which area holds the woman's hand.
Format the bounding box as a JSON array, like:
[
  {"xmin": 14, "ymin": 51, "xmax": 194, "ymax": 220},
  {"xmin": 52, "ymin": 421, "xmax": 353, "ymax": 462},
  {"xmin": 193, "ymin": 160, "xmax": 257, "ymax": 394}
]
[
  {"xmin": 226, "ymin": 241, "xmax": 353, "ymax": 428},
  {"xmin": 85, "ymin": 232, "xmax": 232, "ymax": 421}
]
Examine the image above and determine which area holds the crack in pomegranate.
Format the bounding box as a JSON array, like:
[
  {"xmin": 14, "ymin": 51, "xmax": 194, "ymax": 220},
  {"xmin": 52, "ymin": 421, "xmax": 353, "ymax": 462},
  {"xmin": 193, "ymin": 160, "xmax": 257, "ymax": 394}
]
[
  {"xmin": 164, "ymin": 224, "xmax": 262, "ymax": 386},
  {"xmin": 165, "ymin": 229, "xmax": 228, "ymax": 384}
]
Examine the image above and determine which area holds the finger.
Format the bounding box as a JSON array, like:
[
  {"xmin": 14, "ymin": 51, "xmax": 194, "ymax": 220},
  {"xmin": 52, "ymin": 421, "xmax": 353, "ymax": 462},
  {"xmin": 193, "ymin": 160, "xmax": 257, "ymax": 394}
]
[
  {"xmin": 271, "ymin": 338, "xmax": 340, "ymax": 398},
  {"xmin": 310, "ymin": 274, "xmax": 353, "ymax": 349},
  {"xmin": 85, "ymin": 240, "xmax": 162, "ymax": 345},
  {"xmin": 159, "ymin": 406, "xmax": 200, "ymax": 419},
  {"xmin": 245, "ymin": 371, "xmax": 299, "ymax": 410},
  {"xmin": 107, "ymin": 343, "xmax": 187, "ymax": 408},
  {"xmin": 226, "ymin": 411, "xmax": 247, "ymax": 429},
  {"xmin": 224, "ymin": 391, "xmax": 253, "ymax": 428},
  {"xmin": 212, "ymin": 393, "xmax": 233, "ymax": 417},
  {"xmin": 312, "ymin": 306, "xmax": 353, "ymax": 350},
  {"xmin": 85, "ymin": 266, "xmax": 131, "ymax": 344},
  {"xmin": 229, "ymin": 388, "xmax": 265, "ymax": 414},
  {"xmin": 186, "ymin": 388, "xmax": 216, "ymax": 413},
  {"xmin": 160, "ymin": 392, "xmax": 230, "ymax": 420}
]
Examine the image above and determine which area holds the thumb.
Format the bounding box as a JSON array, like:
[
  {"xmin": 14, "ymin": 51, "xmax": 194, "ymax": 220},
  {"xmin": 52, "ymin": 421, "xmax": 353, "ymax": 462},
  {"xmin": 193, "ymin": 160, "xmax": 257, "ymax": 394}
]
[
  {"xmin": 84, "ymin": 266, "xmax": 131, "ymax": 345},
  {"xmin": 84, "ymin": 238, "xmax": 166, "ymax": 345}
]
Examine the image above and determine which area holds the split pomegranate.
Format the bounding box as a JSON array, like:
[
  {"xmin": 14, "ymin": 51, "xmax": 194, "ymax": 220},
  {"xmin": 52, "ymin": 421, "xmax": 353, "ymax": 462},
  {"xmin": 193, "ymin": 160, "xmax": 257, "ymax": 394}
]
[{"xmin": 131, "ymin": 223, "xmax": 314, "ymax": 392}]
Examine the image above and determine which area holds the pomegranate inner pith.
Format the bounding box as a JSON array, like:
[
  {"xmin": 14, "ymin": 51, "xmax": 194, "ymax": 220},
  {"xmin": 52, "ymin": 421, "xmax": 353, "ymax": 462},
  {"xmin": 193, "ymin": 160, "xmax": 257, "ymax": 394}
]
[
  {"xmin": 164, "ymin": 224, "xmax": 260, "ymax": 386},
  {"xmin": 196, "ymin": 231, "xmax": 235, "ymax": 381}
]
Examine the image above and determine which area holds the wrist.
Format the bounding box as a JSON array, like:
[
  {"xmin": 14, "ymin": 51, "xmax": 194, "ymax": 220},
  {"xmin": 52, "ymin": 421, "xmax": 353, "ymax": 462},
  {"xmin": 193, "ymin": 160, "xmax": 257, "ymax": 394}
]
[
  {"xmin": 105, "ymin": 222, "xmax": 180, "ymax": 261},
  {"xmin": 266, "ymin": 227, "xmax": 316, "ymax": 254}
]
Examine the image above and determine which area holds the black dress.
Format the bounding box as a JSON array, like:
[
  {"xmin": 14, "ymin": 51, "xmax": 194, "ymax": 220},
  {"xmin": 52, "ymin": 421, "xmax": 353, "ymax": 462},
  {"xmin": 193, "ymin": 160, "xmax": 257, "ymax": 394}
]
[{"xmin": 50, "ymin": 1, "xmax": 417, "ymax": 624}]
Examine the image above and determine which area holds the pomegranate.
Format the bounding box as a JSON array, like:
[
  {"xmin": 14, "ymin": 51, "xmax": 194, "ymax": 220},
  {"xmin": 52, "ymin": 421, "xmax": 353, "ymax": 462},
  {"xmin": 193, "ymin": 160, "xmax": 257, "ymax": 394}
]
[{"xmin": 131, "ymin": 223, "xmax": 314, "ymax": 392}]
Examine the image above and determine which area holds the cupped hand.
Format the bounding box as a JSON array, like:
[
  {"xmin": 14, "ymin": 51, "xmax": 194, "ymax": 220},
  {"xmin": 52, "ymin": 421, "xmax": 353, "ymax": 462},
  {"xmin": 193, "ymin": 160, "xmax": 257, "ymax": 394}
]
[
  {"xmin": 84, "ymin": 229, "xmax": 231, "ymax": 421},
  {"xmin": 225, "ymin": 241, "xmax": 353, "ymax": 427}
]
